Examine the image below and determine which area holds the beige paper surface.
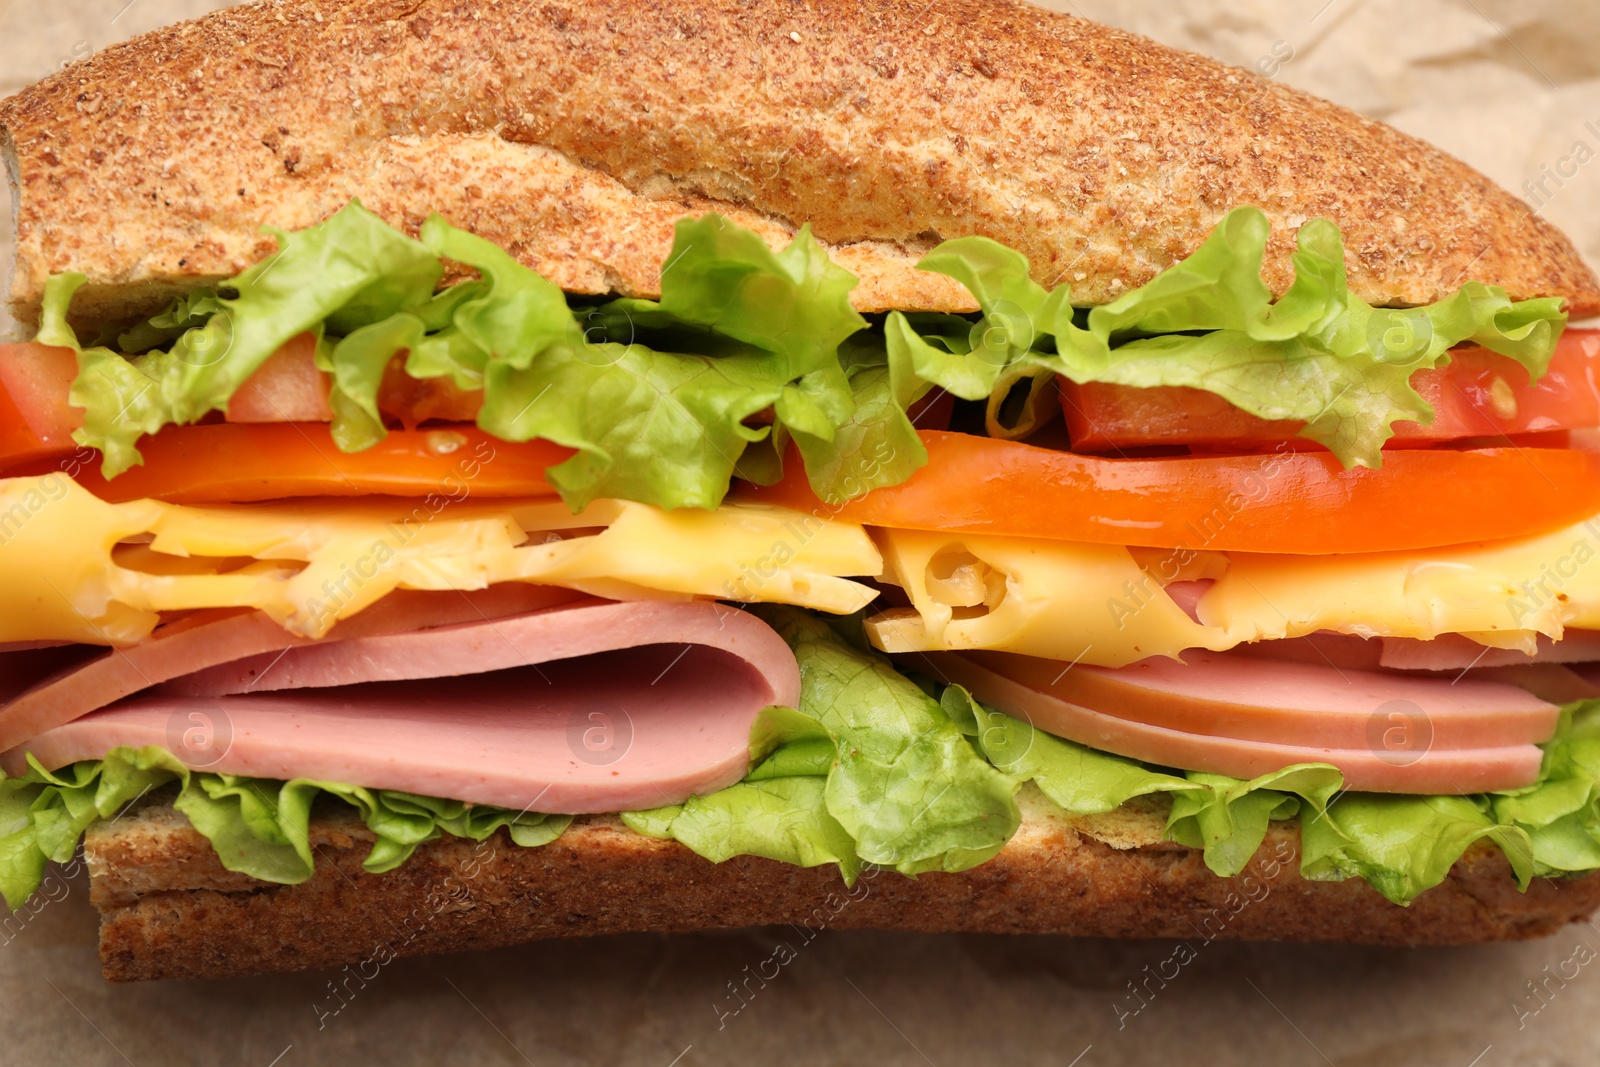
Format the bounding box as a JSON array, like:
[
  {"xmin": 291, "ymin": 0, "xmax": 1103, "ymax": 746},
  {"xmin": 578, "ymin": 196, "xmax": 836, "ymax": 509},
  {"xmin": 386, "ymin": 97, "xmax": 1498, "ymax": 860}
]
[{"xmin": 1, "ymin": 1, "xmax": 1599, "ymax": 1064}]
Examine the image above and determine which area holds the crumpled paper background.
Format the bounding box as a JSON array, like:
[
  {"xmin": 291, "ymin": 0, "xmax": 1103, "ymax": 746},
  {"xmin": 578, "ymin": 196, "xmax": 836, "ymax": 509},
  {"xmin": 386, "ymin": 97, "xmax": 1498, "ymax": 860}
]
[{"xmin": 1, "ymin": 1, "xmax": 1598, "ymax": 1064}]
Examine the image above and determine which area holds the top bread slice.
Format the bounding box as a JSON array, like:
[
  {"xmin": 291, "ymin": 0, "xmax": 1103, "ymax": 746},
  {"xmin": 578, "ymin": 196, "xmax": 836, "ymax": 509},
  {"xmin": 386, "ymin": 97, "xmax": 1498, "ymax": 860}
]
[{"xmin": 3, "ymin": 0, "xmax": 1596, "ymax": 333}]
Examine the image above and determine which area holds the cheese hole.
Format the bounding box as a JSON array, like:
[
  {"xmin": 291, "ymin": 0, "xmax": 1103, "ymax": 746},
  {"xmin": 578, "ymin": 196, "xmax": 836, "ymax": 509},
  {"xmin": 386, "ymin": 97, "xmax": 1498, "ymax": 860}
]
[
  {"xmin": 1160, "ymin": 579, "xmax": 1214, "ymax": 625},
  {"xmin": 112, "ymin": 543, "xmax": 297, "ymax": 577},
  {"xmin": 520, "ymin": 527, "xmax": 607, "ymax": 547},
  {"xmin": 926, "ymin": 547, "xmax": 1008, "ymax": 616}
]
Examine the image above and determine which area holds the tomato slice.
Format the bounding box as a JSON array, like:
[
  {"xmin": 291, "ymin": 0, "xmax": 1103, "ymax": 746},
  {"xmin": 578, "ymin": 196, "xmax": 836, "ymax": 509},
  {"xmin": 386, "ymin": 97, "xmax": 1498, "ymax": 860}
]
[
  {"xmin": 1063, "ymin": 329, "xmax": 1600, "ymax": 453},
  {"xmin": 735, "ymin": 430, "xmax": 1600, "ymax": 553},
  {"xmin": 9, "ymin": 423, "xmax": 571, "ymax": 504},
  {"xmin": 0, "ymin": 343, "xmax": 81, "ymax": 467},
  {"xmin": 0, "ymin": 335, "xmax": 484, "ymax": 471}
]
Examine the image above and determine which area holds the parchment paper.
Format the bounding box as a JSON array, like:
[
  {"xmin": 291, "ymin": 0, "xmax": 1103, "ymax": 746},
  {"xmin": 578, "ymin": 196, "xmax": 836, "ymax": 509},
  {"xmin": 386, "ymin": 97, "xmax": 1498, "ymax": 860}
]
[{"xmin": 2, "ymin": 2, "xmax": 1599, "ymax": 1064}]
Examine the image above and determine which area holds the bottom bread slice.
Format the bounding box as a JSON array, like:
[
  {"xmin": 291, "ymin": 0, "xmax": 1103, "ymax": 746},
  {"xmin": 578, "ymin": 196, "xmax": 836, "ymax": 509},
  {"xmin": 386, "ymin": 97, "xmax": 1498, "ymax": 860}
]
[{"xmin": 84, "ymin": 790, "xmax": 1600, "ymax": 981}]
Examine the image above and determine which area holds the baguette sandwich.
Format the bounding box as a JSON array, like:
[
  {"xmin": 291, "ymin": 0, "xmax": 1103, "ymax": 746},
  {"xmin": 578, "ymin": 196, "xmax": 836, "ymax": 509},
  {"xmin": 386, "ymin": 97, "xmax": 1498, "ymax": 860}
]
[{"xmin": 4, "ymin": 0, "xmax": 1600, "ymax": 984}]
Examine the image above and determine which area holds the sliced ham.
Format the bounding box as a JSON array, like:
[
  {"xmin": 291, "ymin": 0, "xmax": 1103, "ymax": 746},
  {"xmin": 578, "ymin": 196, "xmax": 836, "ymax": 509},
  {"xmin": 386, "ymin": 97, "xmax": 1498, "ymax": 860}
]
[
  {"xmin": 1233, "ymin": 630, "xmax": 1600, "ymax": 673},
  {"xmin": 984, "ymin": 648, "xmax": 1559, "ymax": 749},
  {"xmin": 1568, "ymin": 662, "xmax": 1600, "ymax": 692},
  {"xmin": 0, "ymin": 585, "xmax": 586, "ymax": 753},
  {"xmin": 1378, "ymin": 631, "xmax": 1600, "ymax": 671},
  {"xmin": 928, "ymin": 649, "xmax": 1557, "ymax": 794},
  {"xmin": 161, "ymin": 598, "xmax": 792, "ymax": 699},
  {"xmin": 4, "ymin": 600, "xmax": 800, "ymax": 813},
  {"xmin": 1225, "ymin": 631, "xmax": 1384, "ymax": 672},
  {"xmin": 1469, "ymin": 664, "xmax": 1600, "ymax": 705},
  {"xmin": 0, "ymin": 645, "xmax": 103, "ymax": 705}
]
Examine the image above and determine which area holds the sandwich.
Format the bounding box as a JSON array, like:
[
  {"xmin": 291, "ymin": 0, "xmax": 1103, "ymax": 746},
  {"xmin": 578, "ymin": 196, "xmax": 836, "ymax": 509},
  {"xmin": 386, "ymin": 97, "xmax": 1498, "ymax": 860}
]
[{"xmin": 3, "ymin": 0, "xmax": 1600, "ymax": 984}]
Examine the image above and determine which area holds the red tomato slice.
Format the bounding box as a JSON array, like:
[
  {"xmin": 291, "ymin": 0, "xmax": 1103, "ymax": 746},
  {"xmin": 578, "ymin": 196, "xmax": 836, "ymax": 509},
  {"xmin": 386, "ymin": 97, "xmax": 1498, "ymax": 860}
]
[
  {"xmin": 0, "ymin": 343, "xmax": 80, "ymax": 466},
  {"xmin": 1063, "ymin": 329, "xmax": 1600, "ymax": 453},
  {"xmin": 10, "ymin": 423, "xmax": 571, "ymax": 504},
  {"xmin": 736, "ymin": 430, "xmax": 1600, "ymax": 554},
  {"xmin": 224, "ymin": 333, "xmax": 334, "ymax": 422},
  {"xmin": 0, "ymin": 335, "xmax": 484, "ymax": 471},
  {"xmin": 227, "ymin": 333, "xmax": 483, "ymax": 425}
]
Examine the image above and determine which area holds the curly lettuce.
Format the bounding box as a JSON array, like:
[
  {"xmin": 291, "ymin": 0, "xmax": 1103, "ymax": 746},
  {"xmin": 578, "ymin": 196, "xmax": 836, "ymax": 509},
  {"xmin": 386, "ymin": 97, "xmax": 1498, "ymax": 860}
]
[
  {"xmin": 890, "ymin": 205, "xmax": 1567, "ymax": 467},
  {"xmin": 0, "ymin": 747, "xmax": 569, "ymax": 909},
  {"xmin": 627, "ymin": 608, "xmax": 1020, "ymax": 879},
  {"xmin": 44, "ymin": 202, "xmax": 1568, "ymax": 505},
  {"xmin": 43, "ymin": 203, "xmax": 896, "ymax": 511},
  {"xmin": 41, "ymin": 204, "xmax": 444, "ymax": 478},
  {"xmin": 944, "ymin": 685, "xmax": 1600, "ymax": 905}
]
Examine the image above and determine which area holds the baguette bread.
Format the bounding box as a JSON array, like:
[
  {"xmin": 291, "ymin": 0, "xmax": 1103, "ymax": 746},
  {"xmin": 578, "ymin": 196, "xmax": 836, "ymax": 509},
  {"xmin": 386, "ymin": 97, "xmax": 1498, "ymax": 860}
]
[
  {"xmin": 3, "ymin": 0, "xmax": 1596, "ymax": 333},
  {"xmin": 9, "ymin": 0, "xmax": 1600, "ymax": 983},
  {"xmin": 86, "ymin": 790, "xmax": 1600, "ymax": 982}
]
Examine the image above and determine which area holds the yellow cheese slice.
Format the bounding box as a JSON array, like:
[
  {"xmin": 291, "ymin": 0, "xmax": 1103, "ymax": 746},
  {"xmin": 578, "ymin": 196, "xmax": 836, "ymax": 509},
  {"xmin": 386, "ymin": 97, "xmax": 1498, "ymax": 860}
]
[
  {"xmin": 868, "ymin": 517, "xmax": 1600, "ymax": 664},
  {"xmin": 869, "ymin": 529, "xmax": 1232, "ymax": 667},
  {"xmin": 0, "ymin": 476, "xmax": 882, "ymax": 646},
  {"xmin": 1207, "ymin": 519, "xmax": 1600, "ymax": 651}
]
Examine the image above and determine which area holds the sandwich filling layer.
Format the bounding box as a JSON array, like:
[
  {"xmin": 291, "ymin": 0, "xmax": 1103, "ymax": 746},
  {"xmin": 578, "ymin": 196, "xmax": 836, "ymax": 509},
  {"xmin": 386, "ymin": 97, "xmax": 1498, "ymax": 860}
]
[{"xmin": 4, "ymin": 205, "xmax": 1600, "ymax": 915}]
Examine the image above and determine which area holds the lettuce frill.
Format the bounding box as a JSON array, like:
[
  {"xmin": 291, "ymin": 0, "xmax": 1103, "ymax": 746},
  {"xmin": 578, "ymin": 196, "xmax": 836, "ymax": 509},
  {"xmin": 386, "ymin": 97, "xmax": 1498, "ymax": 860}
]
[{"xmin": 41, "ymin": 204, "xmax": 1567, "ymax": 509}]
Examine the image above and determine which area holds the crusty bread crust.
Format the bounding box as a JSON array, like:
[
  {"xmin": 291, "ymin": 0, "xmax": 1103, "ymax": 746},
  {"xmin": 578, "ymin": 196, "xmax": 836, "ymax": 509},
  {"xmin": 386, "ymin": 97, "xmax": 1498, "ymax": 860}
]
[
  {"xmin": 3, "ymin": 0, "xmax": 1596, "ymax": 332},
  {"xmin": 85, "ymin": 793, "xmax": 1600, "ymax": 982}
]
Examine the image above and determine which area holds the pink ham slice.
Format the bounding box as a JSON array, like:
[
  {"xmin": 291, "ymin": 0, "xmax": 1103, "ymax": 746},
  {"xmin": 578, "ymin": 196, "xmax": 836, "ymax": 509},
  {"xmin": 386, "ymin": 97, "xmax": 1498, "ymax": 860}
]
[
  {"xmin": 161, "ymin": 598, "xmax": 774, "ymax": 697},
  {"xmin": 3, "ymin": 600, "xmax": 799, "ymax": 813},
  {"xmin": 0, "ymin": 585, "xmax": 588, "ymax": 754},
  {"xmin": 1379, "ymin": 631, "xmax": 1600, "ymax": 671},
  {"xmin": 1230, "ymin": 632, "xmax": 1384, "ymax": 672},
  {"xmin": 1234, "ymin": 629, "xmax": 1600, "ymax": 673},
  {"xmin": 927, "ymin": 649, "xmax": 1558, "ymax": 794},
  {"xmin": 1471, "ymin": 664, "xmax": 1600, "ymax": 705}
]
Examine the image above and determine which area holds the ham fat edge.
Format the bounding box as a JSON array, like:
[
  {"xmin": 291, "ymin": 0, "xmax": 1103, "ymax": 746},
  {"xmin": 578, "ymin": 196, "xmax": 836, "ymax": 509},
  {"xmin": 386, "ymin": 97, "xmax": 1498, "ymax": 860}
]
[{"xmin": 9, "ymin": 0, "xmax": 1600, "ymax": 927}]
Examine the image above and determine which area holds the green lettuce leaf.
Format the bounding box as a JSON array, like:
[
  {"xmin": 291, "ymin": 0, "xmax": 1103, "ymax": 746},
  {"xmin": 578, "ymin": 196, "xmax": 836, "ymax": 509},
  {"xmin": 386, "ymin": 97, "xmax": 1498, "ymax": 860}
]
[
  {"xmin": 44, "ymin": 207, "xmax": 888, "ymax": 510},
  {"xmin": 575, "ymin": 216, "xmax": 881, "ymax": 506},
  {"xmin": 625, "ymin": 703, "xmax": 861, "ymax": 879},
  {"xmin": 1491, "ymin": 701, "xmax": 1600, "ymax": 875},
  {"xmin": 754, "ymin": 608, "xmax": 1021, "ymax": 875},
  {"xmin": 49, "ymin": 201, "xmax": 1567, "ymax": 508},
  {"xmin": 46, "ymin": 201, "xmax": 442, "ymax": 478},
  {"xmin": 1301, "ymin": 794, "xmax": 1534, "ymax": 906},
  {"xmin": 1166, "ymin": 766, "xmax": 1343, "ymax": 878},
  {"xmin": 623, "ymin": 777, "xmax": 863, "ymax": 882},
  {"xmin": 475, "ymin": 333, "xmax": 783, "ymax": 511},
  {"xmin": 943, "ymin": 686, "xmax": 1338, "ymax": 878},
  {"xmin": 940, "ymin": 684, "xmax": 1204, "ymax": 813},
  {"xmin": 627, "ymin": 625, "xmax": 1021, "ymax": 880},
  {"xmin": 607, "ymin": 215, "xmax": 866, "ymax": 383},
  {"xmin": 405, "ymin": 213, "xmax": 877, "ymax": 509},
  {"xmin": 944, "ymin": 682, "xmax": 1590, "ymax": 902},
  {"xmin": 958, "ymin": 689, "xmax": 1600, "ymax": 903},
  {"xmin": 0, "ymin": 747, "xmax": 569, "ymax": 907},
  {"xmin": 782, "ymin": 362, "xmax": 928, "ymax": 507},
  {"xmin": 745, "ymin": 704, "xmax": 838, "ymax": 780},
  {"xmin": 884, "ymin": 310, "xmax": 1006, "ymax": 404},
  {"xmin": 0, "ymin": 747, "xmax": 185, "ymax": 909},
  {"xmin": 320, "ymin": 314, "xmax": 425, "ymax": 452},
  {"xmin": 910, "ymin": 205, "xmax": 1568, "ymax": 467},
  {"xmin": 7, "ymin": 688, "xmax": 1600, "ymax": 912},
  {"xmin": 115, "ymin": 288, "xmax": 224, "ymax": 354}
]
